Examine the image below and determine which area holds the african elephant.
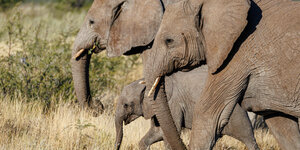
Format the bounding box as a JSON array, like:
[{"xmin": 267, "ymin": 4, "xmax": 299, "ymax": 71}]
[
  {"xmin": 115, "ymin": 67, "xmax": 258, "ymax": 150},
  {"xmin": 71, "ymin": 0, "xmax": 182, "ymax": 115},
  {"xmin": 142, "ymin": 0, "xmax": 300, "ymax": 149}
]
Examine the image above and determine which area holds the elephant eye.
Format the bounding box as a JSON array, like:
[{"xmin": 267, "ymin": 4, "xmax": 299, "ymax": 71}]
[
  {"xmin": 112, "ymin": 1, "xmax": 125, "ymax": 23},
  {"xmin": 123, "ymin": 103, "xmax": 128, "ymax": 108},
  {"xmin": 89, "ymin": 19, "xmax": 94, "ymax": 25},
  {"xmin": 165, "ymin": 38, "xmax": 174, "ymax": 47},
  {"xmin": 89, "ymin": 19, "xmax": 95, "ymax": 28}
]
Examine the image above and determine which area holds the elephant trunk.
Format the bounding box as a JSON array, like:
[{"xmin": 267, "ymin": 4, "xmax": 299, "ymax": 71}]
[
  {"xmin": 114, "ymin": 112, "xmax": 124, "ymax": 150},
  {"xmin": 71, "ymin": 22, "xmax": 105, "ymax": 116},
  {"xmin": 71, "ymin": 50, "xmax": 92, "ymax": 108},
  {"xmin": 148, "ymin": 77, "xmax": 186, "ymax": 150}
]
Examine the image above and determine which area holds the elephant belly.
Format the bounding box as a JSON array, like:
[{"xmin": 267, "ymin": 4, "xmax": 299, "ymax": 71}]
[{"xmin": 243, "ymin": 66, "xmax": 300, "ymax": 117}]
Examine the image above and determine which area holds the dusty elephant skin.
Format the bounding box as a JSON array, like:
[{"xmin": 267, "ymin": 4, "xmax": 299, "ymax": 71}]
[
  {"xmin": 115, "ymin": 66, "xmax": 259, "ymax": 150},
  {"xmin": 143, "ymin": 0, "xmax": 300, "ymax": 149}
]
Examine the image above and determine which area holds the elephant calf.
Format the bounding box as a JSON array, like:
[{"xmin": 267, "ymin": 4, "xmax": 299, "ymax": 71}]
[{"xmin": 115, "ymin": 66, "xmax": 258, "ymax": 150}]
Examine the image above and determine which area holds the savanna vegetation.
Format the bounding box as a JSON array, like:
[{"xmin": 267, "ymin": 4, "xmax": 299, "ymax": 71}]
[{"xmin": 0, "ymin": 1, "xmax": 280, "ymax": 149}]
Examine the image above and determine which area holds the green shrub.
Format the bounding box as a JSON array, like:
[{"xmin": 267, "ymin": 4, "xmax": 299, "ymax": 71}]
[
  {"xmin": 0, "ymin": 10, "xmax": 74, "ymax": 104},
  {"xmin": 52, "ymin": 0, "xmax": 93, "ymax": 11},
  {"xmin": 0, "ymin": 0, "xmax": 23, "ymax": 10},
  {"xmin": 0, "ymin": 6, "xmax": 141, "ymax": 108}
]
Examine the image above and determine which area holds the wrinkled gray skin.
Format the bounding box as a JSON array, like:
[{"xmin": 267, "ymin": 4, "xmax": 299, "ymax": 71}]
[
  {"xmin": 143, "ymin": 0, "xmax": 300, "ymax": 149},
  {"xmin": 115, "ymin": 67, "xmax": 258, "ymax": 150},
  {"xmin": 71, "ymin": 0, "xmax": 181, "ymax": 116}
]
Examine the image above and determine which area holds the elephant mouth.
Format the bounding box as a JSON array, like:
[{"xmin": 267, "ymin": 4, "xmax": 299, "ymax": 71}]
[
  {"xmin": 73, "ymin": 38, "xmax": 106, "ymax": 60},
  {"xmin": 124, "ymin": 115, "xmax": 140, "ymax": 125},
  {"xmin": 94, "ymin": 38, "xmax": 107, "ymax": 52}
]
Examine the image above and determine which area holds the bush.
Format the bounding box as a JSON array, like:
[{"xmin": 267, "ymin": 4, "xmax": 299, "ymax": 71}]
[
  {"xmin": 63, "ymin": 0, "xmax": 85, "ymax": 8},
  {"xmin": 0, "ymin": 10, "xmax": 75, "ymax": 104},
  {"xmin": 0, "ymin": 6, "xmax": 141, "ymax": 109},
  {"xmin": 53, "ymin": 0, "xmax": 93, "ymax": 10},
  {"xmin": 0, "ymin": 0, "xmax": 23, "ymax": 10}
]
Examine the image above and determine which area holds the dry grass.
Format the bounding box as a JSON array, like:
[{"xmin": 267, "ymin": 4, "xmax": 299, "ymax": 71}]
[
  {"xmin": 0, "ymin": 95, "xmax": 280, "ymax": 150},
  {"xmin": 0, "ymin": 42, "xmax": 22, "ymax": 57}
]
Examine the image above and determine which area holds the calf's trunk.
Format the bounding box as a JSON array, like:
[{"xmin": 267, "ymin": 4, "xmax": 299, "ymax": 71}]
[{"xmin": 114, "ymin": 113, "xmax": 124, "ymax": 150}]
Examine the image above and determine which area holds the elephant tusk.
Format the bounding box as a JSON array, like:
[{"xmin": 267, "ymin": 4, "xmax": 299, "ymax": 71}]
[
  {"xmin": 73, "ymin": 44, "xmax": 98, "ymax": 60},
  {"xmin": 139, "ymin": 81, "xmax": 146, "ymax": 84},
  {"xmin": 73, "ymin": 49, "xmax": 85, "ymax": 60},
  {"xmin": 147, "ymin": 77, "xmax": 160, "ymax": 97}
]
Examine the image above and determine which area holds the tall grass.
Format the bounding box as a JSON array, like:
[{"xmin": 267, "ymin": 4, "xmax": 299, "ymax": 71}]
[{"xmin": 0, "ymin": 95, "xmax": 280, "ymax": 150}]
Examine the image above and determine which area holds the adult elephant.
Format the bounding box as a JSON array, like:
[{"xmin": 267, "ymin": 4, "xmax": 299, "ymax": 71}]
[
  {"xmin": 71, "ymin": 0, "xmax": 181, "ymax": 114},
  {"xmin": 143, "ymin": 0, "xmax": 300, "ymax": 149}
]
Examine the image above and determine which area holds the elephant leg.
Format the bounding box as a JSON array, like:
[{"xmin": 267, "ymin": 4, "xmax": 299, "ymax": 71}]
[
  {"xmin": 264, "ymin": 114, "xmax": 300, "ymax": 150},
  {"xmin": 139, "ymin": 118, "xmax": 163, "ymax": 150},
  {"xmin": 190, "ymin": 72, "xmax": 249, "ymax": 149},
  {"xmin": 222, "ymin": 104, "xmax": 259, "ymax": 150}
]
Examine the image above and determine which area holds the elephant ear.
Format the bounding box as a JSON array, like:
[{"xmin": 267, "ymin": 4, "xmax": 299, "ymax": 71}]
[
  {"xmin": 107, "ymin": 0, "xmax": 164, "ymax": 57},
  {"xmin": 192, "ymin": 0, "xmax": 250, "ymax": 73}
]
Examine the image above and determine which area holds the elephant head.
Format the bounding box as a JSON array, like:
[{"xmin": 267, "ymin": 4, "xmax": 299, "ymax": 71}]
[
  {"xmin": 145, "ymin": 0, "xmax": 250, "ymax": 81},
  {"xmin": 114, "ymin": 79, "xmax": 146, "ymax": 150},
  {"xmin": 71, "ymin": 0, "xmax": 169, "ymax": 112},
  {"xmin": 143, "ymin": 0, "xmax": 250, "ymax": 148}
]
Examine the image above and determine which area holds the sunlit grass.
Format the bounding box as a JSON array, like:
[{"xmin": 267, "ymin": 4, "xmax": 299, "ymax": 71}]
[{"xmin": 0, "ymin": 95, "xmax": 280, "ymax": 150}]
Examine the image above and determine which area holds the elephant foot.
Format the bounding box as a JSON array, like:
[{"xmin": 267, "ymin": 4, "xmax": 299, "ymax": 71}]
[
  {"xmin": 88, "ymin": 99, "xmax": 104, "ymax": 117},
  {"xmin": 75, "ymin": 99, "xmax": 104, "ymax": 117}
]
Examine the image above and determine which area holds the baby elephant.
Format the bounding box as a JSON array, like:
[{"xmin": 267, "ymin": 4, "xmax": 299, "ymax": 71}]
[{"xmin": 115, "ymin": 67, "xmax": 258, "ymax": 150}]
